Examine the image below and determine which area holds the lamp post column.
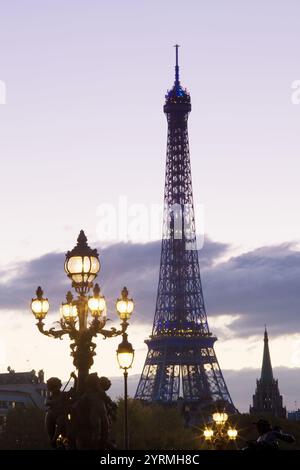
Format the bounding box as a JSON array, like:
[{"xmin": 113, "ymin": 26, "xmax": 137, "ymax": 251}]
[
  {"xmin": 124, "ymin": 368, "xmax": 129, "ymax": 450},
  {"xmin": 71, "ymin": 296, "xmax": 94, "ymax": 394},
  {"xmin": 116, "ymin": 326, "xmax": 135, "ymax": 450}
]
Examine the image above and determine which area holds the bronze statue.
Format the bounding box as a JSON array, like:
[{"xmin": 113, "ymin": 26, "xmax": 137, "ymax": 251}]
[
  {"xmin": 72, "ymin": 373, "xmax": 109, "ymax": 449},
  {"xmin": 45, "ymin": 372, "xmax": 116, "ymax": 450},
  {"xmin": 45, "ymin": 374, "xmax": 77, "ymax": 448}
]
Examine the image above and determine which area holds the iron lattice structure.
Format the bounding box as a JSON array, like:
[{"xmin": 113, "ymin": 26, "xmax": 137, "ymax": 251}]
[{"xmin": 135, "ymin": 47, "xmax": 235, "ymax": 410}]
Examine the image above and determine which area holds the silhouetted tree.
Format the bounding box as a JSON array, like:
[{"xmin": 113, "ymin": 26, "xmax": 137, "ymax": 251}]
[
  {"xmin": 113, "ymin": 399, "xmax": 197, "ymax": 450},
  {"xmin": 0, "ymin": 407, "xmax": 50, "ymax": 449}
]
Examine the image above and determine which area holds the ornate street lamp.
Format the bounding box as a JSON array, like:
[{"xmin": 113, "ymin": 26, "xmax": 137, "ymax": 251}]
[
  {"xmin": 31, "ymin": 230, "xmax": 135, "ymax": 394},
  {"xmin": 116, "ymin": 289, "xmax": 135, "ymax": 450},
  {"xmin": 202, "ymin": 411, "xmax": 238, "ymax": 449}
]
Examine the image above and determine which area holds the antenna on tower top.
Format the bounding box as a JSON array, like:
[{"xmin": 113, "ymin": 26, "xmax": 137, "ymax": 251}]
[{"xmin": 174, "ymin": 44, "xmax": 180, "ymax": 85}]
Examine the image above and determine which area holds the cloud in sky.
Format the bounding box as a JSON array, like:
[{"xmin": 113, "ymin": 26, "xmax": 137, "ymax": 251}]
[
  {"xmin": 206, "ymin": 243, "xmax": 300, "ymax": 337},
  {"xmin": 0, "ymin": 237, "xmax": 228, "ymax": 314},
  {"xmin": 0, "ymin": 238, "xmax": 299, "ymax": 338}
]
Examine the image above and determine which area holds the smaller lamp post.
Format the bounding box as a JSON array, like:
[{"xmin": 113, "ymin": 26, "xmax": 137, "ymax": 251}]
[
  {"xmin": 116, "ymin": 288, "xmax": 135, "ymax": 450},
  {"xmin": 202, "ymin": 411, "xmax": 238, "ymax": 449}
]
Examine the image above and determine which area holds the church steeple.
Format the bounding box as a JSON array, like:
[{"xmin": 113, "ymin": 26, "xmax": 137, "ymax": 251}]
[
  {"xmin": 250, "ymin": 327, "xmax": 286, "ymax": 418},
  {"xmin": 261, "ymin": 326, "xmax": 274, "ymax": 383}
]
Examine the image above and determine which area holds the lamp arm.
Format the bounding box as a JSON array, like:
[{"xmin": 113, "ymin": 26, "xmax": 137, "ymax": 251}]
[
  {"xmin": 88, "ymin": 318, "xmax": 129, "ymax": 339},
  {"xmin": 36, "ymin": 319, "xmax": 77, "ymax": 340}
]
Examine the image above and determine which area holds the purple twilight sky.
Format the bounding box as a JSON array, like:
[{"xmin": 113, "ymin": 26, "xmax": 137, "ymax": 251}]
[{"xmin": 0, "ymin": 1, "xmax": 300, "ymax": 411}]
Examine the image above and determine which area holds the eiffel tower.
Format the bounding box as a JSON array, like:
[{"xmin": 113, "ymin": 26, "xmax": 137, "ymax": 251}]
[{"xmin": 135, "ymin": 46, "xmax": 235, "ymax": 410}]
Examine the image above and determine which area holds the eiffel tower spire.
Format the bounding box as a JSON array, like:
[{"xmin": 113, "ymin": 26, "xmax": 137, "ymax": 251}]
[
  {"xmin": 135, "ymin": 48, "xmax": 235, "ymax": 411},
  {"xmin": 174, "ymin": 44, "xmax": 180, "ymax": 86}
]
